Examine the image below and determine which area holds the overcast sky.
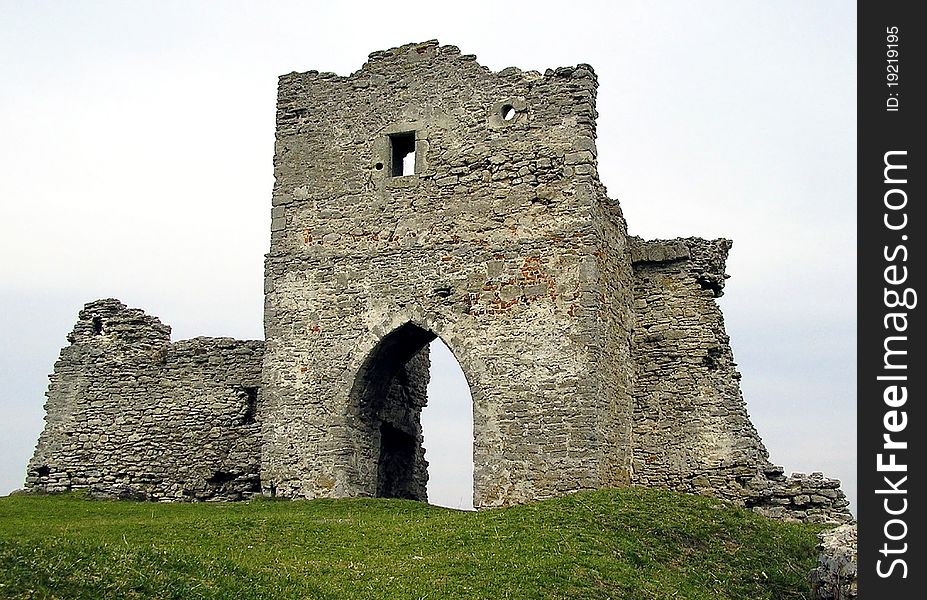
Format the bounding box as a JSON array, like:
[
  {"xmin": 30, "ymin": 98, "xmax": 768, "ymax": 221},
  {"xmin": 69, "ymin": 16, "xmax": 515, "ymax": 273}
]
[{"xmin": 0, "ymin": 1, "xmax": 856, "ymax": 512}]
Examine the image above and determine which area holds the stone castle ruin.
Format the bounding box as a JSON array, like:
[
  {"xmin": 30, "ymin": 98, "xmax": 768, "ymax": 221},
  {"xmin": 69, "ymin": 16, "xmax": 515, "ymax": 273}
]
[{"xmin": 26, "ymin": 41, "xmax": 851, "ymax": 524}]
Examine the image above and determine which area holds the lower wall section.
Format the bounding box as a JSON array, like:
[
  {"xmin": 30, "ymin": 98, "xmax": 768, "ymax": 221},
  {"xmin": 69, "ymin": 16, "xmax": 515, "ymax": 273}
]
[
  {"xmin": 747, "ymin": 466, "xmax": 853, "ymax": 524},
  {"xmin": 26, "ymin": 299, "xmax": 264, "ymax": 501}
]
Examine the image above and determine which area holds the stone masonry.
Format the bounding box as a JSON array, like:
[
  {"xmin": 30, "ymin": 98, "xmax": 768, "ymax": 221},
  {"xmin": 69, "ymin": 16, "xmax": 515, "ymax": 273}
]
[
  {"xmin": 810, "ymin": 524, "xmax": 858, "ymax": 599},
  {"xmin": 27, "ymin": 41, "xmax": 851, "ymax": 523},
  {"xmin": 28, "ymin": 299, "xmax": 263, "ymax": 501}
]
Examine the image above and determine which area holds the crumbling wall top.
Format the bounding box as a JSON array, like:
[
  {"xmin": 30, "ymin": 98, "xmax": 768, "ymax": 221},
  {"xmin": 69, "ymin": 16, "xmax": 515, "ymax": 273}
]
[
  {"xmin": 280, "ymin": 40, "xmax": 596, "ymax": 85},
  {"xmin": 629, "ymin": 237, "xmax": 732, "ymax": 296},
  {"xmin": 67, "ymin": 298, "xmax": 171, "ymax": 347}
]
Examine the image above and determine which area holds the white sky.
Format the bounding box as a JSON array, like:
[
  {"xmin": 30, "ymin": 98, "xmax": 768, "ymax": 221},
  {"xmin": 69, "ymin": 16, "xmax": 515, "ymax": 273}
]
[{"xmin": 0, "ymin": 1, "xmax": 856, "ymax": 512}]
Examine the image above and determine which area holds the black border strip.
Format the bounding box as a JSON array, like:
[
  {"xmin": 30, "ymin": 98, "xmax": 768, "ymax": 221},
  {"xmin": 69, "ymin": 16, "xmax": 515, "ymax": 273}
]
[{"xmin": 859, "ymin": 2, "xmax": 924, "ymax": 596}]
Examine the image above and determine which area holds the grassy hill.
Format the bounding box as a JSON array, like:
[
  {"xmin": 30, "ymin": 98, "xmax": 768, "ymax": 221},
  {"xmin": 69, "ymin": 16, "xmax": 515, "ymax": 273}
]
[{"xmin": 0, "ymin": 488, "xmax": 825, "ymax": 599}]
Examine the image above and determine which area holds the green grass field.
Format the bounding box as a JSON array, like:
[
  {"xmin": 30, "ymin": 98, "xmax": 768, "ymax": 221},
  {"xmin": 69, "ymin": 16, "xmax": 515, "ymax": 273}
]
[{"xmin": 0, "ymin": 488, "xmax": 824, "ymax": 599}]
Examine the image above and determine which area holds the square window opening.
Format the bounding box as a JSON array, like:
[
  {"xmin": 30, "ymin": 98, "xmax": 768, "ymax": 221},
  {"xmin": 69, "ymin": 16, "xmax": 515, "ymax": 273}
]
[{"xmin": 390, "ymin": 132, "xmax": 416, "ymax": 176}]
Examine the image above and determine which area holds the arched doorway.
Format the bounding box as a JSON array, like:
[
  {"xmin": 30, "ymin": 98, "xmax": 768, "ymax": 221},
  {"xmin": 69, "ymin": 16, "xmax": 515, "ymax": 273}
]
[{"xmin": 348, "ymin": 322, "xmax": 474, "ymax": 508}]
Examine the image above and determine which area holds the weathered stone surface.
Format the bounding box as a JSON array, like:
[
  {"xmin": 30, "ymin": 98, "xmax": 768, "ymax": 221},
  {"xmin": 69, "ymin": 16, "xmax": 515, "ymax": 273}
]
[
  {"xmin": 810, "ymin": 524, "xmax": 858, "ymax": 599},
  {"xmin": 27, "ymin": 299, "xmax": 264, "ymax": 501},
  {"xmin": 749, "ymin": 471, "xmax": 853, "ymax": 524},
  {"xmin": 26, "ymin": 42, "xmax": 852, "ymax": 523},
  {"xmin": 262, "ymin": 40, "xmax": 632, "ymax": 508},
  {"xmin": 630, "ymin": 237, "xmax": 851, "ymax": 523}
]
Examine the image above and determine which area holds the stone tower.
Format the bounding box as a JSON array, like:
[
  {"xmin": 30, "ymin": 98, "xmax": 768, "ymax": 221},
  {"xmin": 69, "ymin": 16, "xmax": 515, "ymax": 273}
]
[
  {"xmin": 260, "ymin": 41, "xmax": 635, "ymax": 507},
  {"xmin": 27, "ymin": 41, "xmax": 851, "ymax": 523}
]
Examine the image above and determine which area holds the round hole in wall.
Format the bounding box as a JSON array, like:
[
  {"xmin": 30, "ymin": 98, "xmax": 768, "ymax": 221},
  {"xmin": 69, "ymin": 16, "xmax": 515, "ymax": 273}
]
[
  {"xmin": 375, "ymin": 162, "xmax": 384, "ymax": 170},
  {"xmin": 501, "ymin": 104, "xmax": 516, "ymax": 121}
]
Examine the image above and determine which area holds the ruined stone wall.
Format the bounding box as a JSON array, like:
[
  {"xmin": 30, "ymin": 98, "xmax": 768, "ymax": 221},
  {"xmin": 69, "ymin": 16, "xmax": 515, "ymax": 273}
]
[
  {"xmin": 748, "ymin": 467, "xmax": 853, "ymax": 524},
  {"xmin": 629, "ymin": 238, "xmax": 852, "ymax": 523},
  {"xmin": 262, "ymin": 40, "xmax": 632, "ymax": 507},
  {"xmin": 629, "ymin": 237, "xmax": 767, "ymax": 501},
  {"xmin": 26, "ymin": 299, "xmax": 264, "ymax": 501}
]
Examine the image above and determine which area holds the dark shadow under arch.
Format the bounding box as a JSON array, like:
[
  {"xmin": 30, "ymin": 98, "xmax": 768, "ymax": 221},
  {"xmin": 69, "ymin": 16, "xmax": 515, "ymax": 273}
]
[{"xmin": 350, "ymin": 323, "xmax": 436, "ymax": 500}]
